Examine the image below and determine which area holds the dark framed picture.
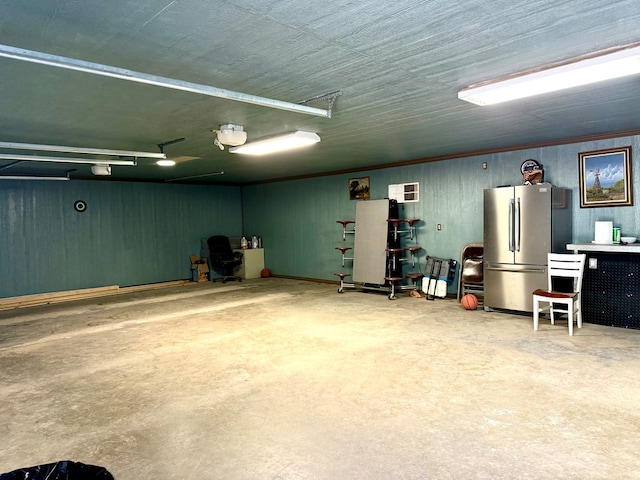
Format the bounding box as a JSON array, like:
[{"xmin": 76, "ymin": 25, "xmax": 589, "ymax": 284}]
[
  {"xmin": 348, "ymin": 176, "xmax": 370, "ymax": 200},
  {"xmin": 578, "ymin": 147, "xmax": 632, "ymax": 208}
]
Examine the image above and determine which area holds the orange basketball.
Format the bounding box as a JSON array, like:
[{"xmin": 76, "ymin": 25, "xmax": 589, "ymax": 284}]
[
  {"xmin": 260, "ymin": 268, "xmax": 271, "ymax": 278},
  {"xmin": 461, "ymin": 294, "xmax": 479, "ymax": 310}
]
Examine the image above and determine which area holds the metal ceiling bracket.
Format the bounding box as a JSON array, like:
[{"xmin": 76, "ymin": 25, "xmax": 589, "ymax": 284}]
[
  {"xmin": 0, "ymin": 44, "xmax": 333, "ymax": 118},
  {"xmin": 299, "ymin": 90, "xmax": 342, "ymax": 119},
  {"xmin": 158, "ymin": 137, "xmax": 186, "ymax": 153}
]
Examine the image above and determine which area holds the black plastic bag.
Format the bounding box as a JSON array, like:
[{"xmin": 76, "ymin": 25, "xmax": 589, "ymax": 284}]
[{"xmin": 0, "ymin": 460, "xmax": 114, "ymax": 480}]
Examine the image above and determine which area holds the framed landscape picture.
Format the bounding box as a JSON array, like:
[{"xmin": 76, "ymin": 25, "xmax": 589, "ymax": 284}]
[
  {"xmin": 348, "ymin": 176, "xmax": 370, "ymax": 200},
  {"xmin": 578, "ymin": 147, "xmax": 632, "ymax": 208}
]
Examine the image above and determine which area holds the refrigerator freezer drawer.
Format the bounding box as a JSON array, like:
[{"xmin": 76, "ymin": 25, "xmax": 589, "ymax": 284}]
[{"xmin": 484, "ymin": 265, "xmax": 547, "ymax": 312}]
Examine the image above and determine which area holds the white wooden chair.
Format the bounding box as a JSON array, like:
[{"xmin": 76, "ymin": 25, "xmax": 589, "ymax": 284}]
[{"xmin": 532, "ymin": 253, "xmax": 586, "ymax": 336}]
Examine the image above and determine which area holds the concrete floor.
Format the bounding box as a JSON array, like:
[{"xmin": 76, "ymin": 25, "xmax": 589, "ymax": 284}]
[{"xmin": 1, "ymin": 278, "xmax": 640, "ymax": 479}]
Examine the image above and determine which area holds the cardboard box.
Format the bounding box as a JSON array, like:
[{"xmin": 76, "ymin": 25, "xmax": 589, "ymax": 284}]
[{"xmin": 190, "ymin": 255, "xmax": 209, "ymax": 282}]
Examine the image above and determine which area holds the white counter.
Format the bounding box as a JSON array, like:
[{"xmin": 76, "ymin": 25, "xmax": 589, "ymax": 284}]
[
  {"xmin": 233, "ymin": 248, "xmax": 265, "ymax": 279},
  {"xmin": 567, "ymin": 242, "xmax": 640, "ymax": 254},
  {"xmin": 567, "ymin": 243, "xmax": 640, "ymax": 330}
]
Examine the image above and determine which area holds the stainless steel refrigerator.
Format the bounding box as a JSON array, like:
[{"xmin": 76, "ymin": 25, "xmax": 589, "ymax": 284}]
[{"xmin": 483, "ymin": 184, "xmax": 571, "ymax": 312}]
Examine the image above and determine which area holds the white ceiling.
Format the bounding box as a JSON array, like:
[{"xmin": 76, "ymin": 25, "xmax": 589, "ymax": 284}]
[{"xmin": 1, "ymin": 0, "xmax": 639, "ymax": 184}]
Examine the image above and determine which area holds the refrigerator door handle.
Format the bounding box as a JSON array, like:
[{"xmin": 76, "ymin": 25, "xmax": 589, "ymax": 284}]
[
  {"xmin": 508, "ymin": 198, "xmax": 514, "ymax": 252},
  {"xmin": 514, "ymin": 197, "xmax": 521, "ymax": 252}
]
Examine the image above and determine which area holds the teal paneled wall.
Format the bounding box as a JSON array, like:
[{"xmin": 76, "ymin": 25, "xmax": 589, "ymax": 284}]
[
  {"xmin": 0, "ymin": 180, "xmax": 241, "ymax": 298},
  {"xmin": 243, "ymin": 134, "xmax": 640, "ymax": 290},
  {"xmin": 241, "ymin": 176, "xmax": 347, "ymax": 278},
  {"xmin": 3, "ymin": 134, "xmax": 638, "ymax": 299}
]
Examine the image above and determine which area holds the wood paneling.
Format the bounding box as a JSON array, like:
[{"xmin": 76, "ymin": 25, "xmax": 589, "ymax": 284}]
[{"xmin": 0, "ymin": 180, "xmax": 241, "ymax": 298}]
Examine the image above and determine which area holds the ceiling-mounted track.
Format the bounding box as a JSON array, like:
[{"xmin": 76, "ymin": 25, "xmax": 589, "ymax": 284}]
[
  {"xmin": 0, "ymin": 141, "xmax": 165, "ymax": 158},
  {"xmin": 0, "ymin": 44, "xmax": 334, "ymax": 118},
  {"xmin": 0, "ymin": 154, "xmax": 136, "ymax": 166},
  {"xmin": 166, "ymin": 171, "xmax": 225, "ymax": 182}
]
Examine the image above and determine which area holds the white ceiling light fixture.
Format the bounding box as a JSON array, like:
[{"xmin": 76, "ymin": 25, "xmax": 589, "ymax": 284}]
[
  {"xmin": 458, "ymin": 42, "xmax": 640, "ymax": 106},
  {"xmin": 156, "ymin": 159, "xmax": 176, "ymax": 167},
  {"xmin": 229, "ymin": 131, "xmax": 320, "ymax": 156},
  {"xmin": 156, "ymin": 137, "xmax": 185, "ymax": 167},
  {"xmin": 91, "ymin": 165, "xmax": 111, "ymax": 176},
  {"xmin": 213, "ymin": 124, "xmax": 247, "ymax": 150}
]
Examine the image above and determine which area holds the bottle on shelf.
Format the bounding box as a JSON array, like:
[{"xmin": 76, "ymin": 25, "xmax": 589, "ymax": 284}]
[{"xmin": 241, "ymin": 236, "xmax": 248, "ymax": 249}]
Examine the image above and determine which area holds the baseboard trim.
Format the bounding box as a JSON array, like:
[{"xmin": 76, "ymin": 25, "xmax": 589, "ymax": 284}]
[{"xmin": 0, "ymin": 279, "xmax": 194, "ymax": 311}]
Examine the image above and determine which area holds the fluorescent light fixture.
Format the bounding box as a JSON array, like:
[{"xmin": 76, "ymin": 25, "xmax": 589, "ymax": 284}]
[
  {"xmin": 458, "ymin": 43, "xmax": 640, "ymax": 106},
  {"xmin": 0, "ymin": 141, "xmax": 165, "ymax": 158},
  {"xmin": 229, "ymin": 131, "xmax": 320, "ymax": 156},
  {"xmin": 0, "ymin": 175, "xmax": 69, "ymax": 181},
  {"xmin": 156, "ymin": 159, "xmax": 176, "ymax": 167},
  {"xmin": 0, "ymin": 154, "xmax": 135, "ymax": 166}
]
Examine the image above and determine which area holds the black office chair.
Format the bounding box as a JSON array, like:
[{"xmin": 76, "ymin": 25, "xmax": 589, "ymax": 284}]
[{"xmin": 207, "ymin": 235, "xmax": 243, "ymax": 283}]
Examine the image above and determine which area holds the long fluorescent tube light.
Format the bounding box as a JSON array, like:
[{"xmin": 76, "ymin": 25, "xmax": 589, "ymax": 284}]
[
  {"xmin": 0, "ymin": 154, "xmax": 136, "ymax": 166},
  {"xmin": 458, "ymin": 43, "xmax": 640, "ymax": 106},
  {"xmin": 229, "ymin": 131, "xmax": 320, "ymax": 156},
  {"xmin": 0, "ymin": 175, "xmax": 69, "ymax": 181},
  {"xmin": 0, "ymin": 44, "xmax": 332, "ymax": 118},
  {"xmin": 0, "ymin": 141, "xmax": 165, "ymax": 158}
]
